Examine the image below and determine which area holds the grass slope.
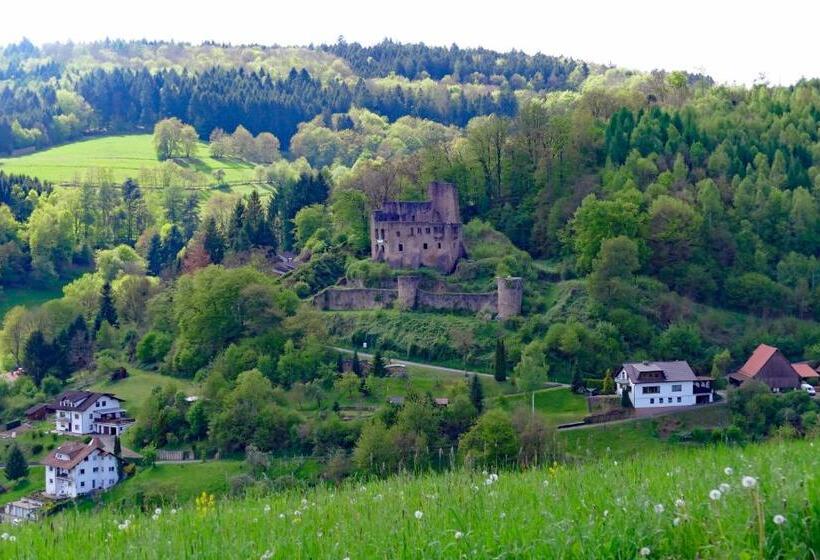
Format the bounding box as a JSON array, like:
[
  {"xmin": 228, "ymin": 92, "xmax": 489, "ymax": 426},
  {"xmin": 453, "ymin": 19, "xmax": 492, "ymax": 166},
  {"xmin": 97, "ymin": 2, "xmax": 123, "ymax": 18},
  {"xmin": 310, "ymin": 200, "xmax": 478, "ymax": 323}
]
[
  {"xmin": 0, "ymin": 286, "xmax": 63, "ymax": 318},
  {"xmin": 89, "ymin": 368, "xmax": 199, "ymax": 413},
  {"xmin": 4, "ymin": 438, "xmax": 817, "ymax": 558},
  {"xmin": 497, "ymin": 386, "xmax": 588, "ymax": 426},
  {"xmin": 0, "ymin": 135, "xmax": 256, "ymax": 185},
  {"xmin": 0, "ymin": 466, "xmax": 44, "ymax": 508}
]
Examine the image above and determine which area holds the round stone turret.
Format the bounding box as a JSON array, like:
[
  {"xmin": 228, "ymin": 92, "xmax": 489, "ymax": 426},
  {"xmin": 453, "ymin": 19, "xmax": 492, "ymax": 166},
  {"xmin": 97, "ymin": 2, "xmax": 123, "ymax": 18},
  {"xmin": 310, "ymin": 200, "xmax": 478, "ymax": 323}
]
[
  {"xmin": 496, "ymin": 277, "xmax": 523, "ymax": 319},
  {"xmin": 397, "ymin": 276, "xmax": 421, "ymax": 310}
]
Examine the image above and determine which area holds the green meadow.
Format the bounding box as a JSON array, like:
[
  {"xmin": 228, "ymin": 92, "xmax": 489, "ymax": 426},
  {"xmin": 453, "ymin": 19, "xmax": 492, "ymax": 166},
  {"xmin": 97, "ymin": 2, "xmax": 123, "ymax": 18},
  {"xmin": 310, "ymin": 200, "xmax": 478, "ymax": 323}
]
[
  {"xmin": 0, "ymin": 135, "xmax": 256, "ymax": 186},
  {"xmin": 3, "ymin": 437, "xmax": 816, "ymax": 559}
]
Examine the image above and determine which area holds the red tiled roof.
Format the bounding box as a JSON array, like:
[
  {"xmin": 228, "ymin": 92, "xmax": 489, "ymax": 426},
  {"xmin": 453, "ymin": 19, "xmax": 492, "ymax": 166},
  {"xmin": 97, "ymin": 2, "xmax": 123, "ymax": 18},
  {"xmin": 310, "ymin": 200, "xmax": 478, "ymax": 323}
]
[
  {"xmin": 792, "ymin": 363, "xmax": 819, "ymax": 379},
  {"xmin": 737, "ymin": 344, "xmax": 778, "ymax": 376}
]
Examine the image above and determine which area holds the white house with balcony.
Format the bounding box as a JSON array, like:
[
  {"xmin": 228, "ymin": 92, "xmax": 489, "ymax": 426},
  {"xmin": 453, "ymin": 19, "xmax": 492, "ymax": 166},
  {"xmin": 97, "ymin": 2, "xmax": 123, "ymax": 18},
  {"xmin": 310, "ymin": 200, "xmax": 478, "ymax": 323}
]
[
  {"xmin": 51, "ymin": 390, "xmax": 134, "ymax": 436},
  {"xmin": 615, "ymin": 361, "xmax": 713, "ymax": 409},
  {"xmin": 42, "ymin": 437, "xmax": 119, "ymax": 498}
]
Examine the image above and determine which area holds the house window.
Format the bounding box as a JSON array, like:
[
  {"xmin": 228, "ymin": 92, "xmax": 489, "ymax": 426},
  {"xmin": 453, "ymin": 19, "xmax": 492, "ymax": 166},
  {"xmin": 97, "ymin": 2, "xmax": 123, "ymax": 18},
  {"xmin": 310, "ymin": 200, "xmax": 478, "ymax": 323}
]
[
  {"xmin": 677, "ymin": 397, "xmax": 682, "ymax": 403},
  {"xmin": 423, "ymin": 243, "xmax": 428, "ymax": 250},
  {"xmin": 109, "ymin": 467, "xmax": 115, "ymax": 472},
  {"xmin": 417, "ymin": 227, "xmax": 421, "ymax": 234},
  {"xmin": 642, "ymin": 386, "xmax": 660, "ymax": 394},
  {"xmin": 80, "ymin": 482, "xmax": 85, "ymax": 488},
  {"xmin": 74, "ymin": 424, "xmax": 79, "ymax": 431},
  {"xmin": 74, "ymin": 413, "xmax": 80, "ymax": 419},
  {"xmin": 101, "ymin": 401, "xmax": 106, "ymax": 406},
  {"xmin": 649, "ymin": 398, "xmax": 654, "ymax": 404},
  {"xmin": 48, "ymin": 478, "xmax": 53, "ymax": 484},
  {"xmin": 80, "ymin": 469, "xmax": 85, "ymax": 474},
  {"xmin": 93, "ymin": 467, "xmax": 98, "ymax": 473},
  {"xmin": 398, "ymin": 244, "xmax": 403, "ymax": 252},
  {"xmin": 672, "ymin": 384, "xmax": 682, "ymax": 392}
]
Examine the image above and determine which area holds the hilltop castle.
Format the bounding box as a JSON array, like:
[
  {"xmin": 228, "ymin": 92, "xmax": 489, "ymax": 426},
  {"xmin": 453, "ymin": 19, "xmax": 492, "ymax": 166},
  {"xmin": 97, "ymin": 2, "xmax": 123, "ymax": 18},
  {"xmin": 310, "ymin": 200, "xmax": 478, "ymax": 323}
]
[{"xmin": 370, "ymin": 181, "xmax": 465, "ymax": 274}]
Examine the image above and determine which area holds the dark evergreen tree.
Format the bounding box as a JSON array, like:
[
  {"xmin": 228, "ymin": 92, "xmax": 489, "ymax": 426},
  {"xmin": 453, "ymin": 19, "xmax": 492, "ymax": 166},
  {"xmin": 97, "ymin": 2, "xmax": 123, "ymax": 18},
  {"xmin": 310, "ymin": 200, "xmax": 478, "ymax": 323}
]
[
  {"xmin": 94, "ymin": 282, "xmax": 119, "ymax": 331},
  {"xmin": 5, "ymin": 444, "xmax": 28, "ymax": 481},
  {"xmin": 351, "ymin": 350, "xmax": 361, "ymax": 376},
  {"xmin": 372, "ymin": 350, "xmax": 386, "ymax": 378},
  {"xmin": 202, "ymin": 217, "xmax": 225, "ymax": 264},
  {"xmin": 469, "ymin": 374, "xmax": 484, "ymax": 413},
  {"xmin": 162, "ymin": 225, "xmax": 185, "ymax": 268},
  {"xmin": 113, "ymin": 436, "xmax": 123, "ymax": 480},
  {"xmin": 494, "ymin": 338, "xmax": 507, "ymax": 382},
  {"xmin": 121, "ymin": 178, "xmax": 143, "ymax": 244},
  {"xmin": 147, "ymin": 233, "xmax": 163, "ymax": 276}
]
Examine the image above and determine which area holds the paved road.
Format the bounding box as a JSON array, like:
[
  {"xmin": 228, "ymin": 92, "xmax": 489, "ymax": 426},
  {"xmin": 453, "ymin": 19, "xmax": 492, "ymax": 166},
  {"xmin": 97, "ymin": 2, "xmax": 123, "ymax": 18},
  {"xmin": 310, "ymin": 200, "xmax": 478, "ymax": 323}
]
[{"xmin": 331, "ymin": 347, "xmax": 496, "ymax": 378}]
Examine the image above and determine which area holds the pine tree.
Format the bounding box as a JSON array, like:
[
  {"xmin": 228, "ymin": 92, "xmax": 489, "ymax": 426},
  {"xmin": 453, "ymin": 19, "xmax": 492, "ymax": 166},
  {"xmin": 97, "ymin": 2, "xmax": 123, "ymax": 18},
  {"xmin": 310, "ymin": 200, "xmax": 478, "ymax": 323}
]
[
  {"xmin": 372, "ymin": 351, "xmax": 386, "ymax": 378},
  {"xmin": 162, "ymin": 225, "xmax": 185, "ymax": 268},
  {"xmin": 147, "ymin": 233, "xmax": 163, "ymax": 276},
  {"xmin": 494, "ymin": 338, "xmax": 507, "ymax": 382},
  {"xmin": 469, "ymin": 374, "xmax": 484, "ymax": 413},
  {"xmin": 202, "ymin": 217, "xmax": 225, "ymax": 264},
  {"xmin": 94, "ymin": 282, "xmax": 119, "ymax": 331},
  {"xmin": 352, "ymin": 351, "xmax": 362, "ymax": 376},
  {"xmin": 22, "ymin": 331, "xmax": 56, "ymax": 386},
  {"xmin": 5, "ymin": 444, "xmax": 28, "ymax": 481}
]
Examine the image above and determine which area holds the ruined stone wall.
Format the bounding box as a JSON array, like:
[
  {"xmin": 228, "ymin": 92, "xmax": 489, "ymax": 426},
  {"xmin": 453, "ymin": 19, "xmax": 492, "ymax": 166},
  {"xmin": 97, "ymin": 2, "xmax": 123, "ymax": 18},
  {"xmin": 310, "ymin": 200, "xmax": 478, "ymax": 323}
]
[
  {"xmin": 314, "ymin": 276, "xmax": 523, "ymax": 318},
  {"xmin": 313, "ymin": 287, "xmax": 398, "ymax": 311},
  {"xmin": 416, "ymin": 290, "xmax": 497, "ymax": 314}
]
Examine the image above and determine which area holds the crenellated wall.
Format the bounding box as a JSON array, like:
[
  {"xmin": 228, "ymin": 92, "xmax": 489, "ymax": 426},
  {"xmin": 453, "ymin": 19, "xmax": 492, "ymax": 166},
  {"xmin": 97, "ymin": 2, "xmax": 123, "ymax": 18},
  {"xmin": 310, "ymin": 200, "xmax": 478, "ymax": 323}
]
[{"xmin": 313, "ymin": 276, "xmax": 523, "ymax": 318}]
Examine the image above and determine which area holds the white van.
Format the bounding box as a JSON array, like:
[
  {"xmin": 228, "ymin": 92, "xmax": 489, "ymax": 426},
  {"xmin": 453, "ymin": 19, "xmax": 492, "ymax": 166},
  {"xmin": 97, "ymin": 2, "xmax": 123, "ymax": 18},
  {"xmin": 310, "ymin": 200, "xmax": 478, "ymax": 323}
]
[{"xmin": 801, "ymin": 383, "xmax": 816, "ymax": 396}]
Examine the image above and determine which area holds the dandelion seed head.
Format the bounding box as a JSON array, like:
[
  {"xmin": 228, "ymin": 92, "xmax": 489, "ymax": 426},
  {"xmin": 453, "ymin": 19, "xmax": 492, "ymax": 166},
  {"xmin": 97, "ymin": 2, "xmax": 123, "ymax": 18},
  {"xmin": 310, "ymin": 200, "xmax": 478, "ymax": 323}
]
[
  {"xmin": 719, "ymin": 483, "xmax": 731, "ymax": 493},
  {"xmin": 724, "ymin": 467, "xmax": 734, "ymax": 476},
  {"xmin": 742, "ymin": 476, "xmax": 757, "ymax": 488},
  {"xmin": 454, "ymin": 531, "xmax": 464, "ymax": 539},
  {"xmin": 674, "ymin": 499, "xmax": 685, "ymax": 508},
  {"xmin": 260, "ymin": 551, "xmax": 274, "ymax": 560},
  {"xmin": 7, "ymin": 536, "xmax": 15, "ymax": 543},
  {"xmin": 709, "ymin": 489, "xmax": 722, "ymax": 501},
  {"xmin": 654, "ymin": 503, "xmax": 664, "ymax": 514},
  {"xmin": 0, "ymin": 533, "xmax": 8, "ymax": 541},
  {"xmin": 673, "ymin": 517, "xmax": 681, "ymax": 527},
  {"xmin": 500, "ymin": 512, "xmax": 506, "ymax": 519},
  {"xmin": 773, "ymin": 514, "xmax": 786, "ymax": 525},
  {"xmin": 414, "ymin": 510, "xmax": 423, "ymax": 519},
  {"xmin": 264, "ymin": 505, "xmax": 271, "ymax": 513},
  {"xmin": 639, "ymin": 546, "xmax": 651, "ymax": 557}
]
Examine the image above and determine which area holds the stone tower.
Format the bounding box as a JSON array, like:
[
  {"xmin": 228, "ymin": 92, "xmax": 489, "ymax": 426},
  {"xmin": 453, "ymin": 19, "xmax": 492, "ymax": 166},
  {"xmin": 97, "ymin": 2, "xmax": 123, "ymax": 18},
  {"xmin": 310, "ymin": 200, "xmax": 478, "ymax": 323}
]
[
  {"xmin": 396, "ymin": 276, "xmax": 420, "ymax": 310},
  {"xmin": 496, "ymin": 277, "xmax": 523, "ymax": 319},
  {"xmin": 370, "ymin": 181, "xmax": 464, "ymax": 274}
]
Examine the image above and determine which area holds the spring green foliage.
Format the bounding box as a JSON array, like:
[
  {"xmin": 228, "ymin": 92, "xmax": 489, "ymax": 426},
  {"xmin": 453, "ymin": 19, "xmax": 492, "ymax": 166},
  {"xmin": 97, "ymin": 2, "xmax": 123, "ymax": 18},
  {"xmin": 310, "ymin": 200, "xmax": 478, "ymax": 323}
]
[{"xmin": 5, "ymin": 439, "xmax": 817, "ymax": 558}]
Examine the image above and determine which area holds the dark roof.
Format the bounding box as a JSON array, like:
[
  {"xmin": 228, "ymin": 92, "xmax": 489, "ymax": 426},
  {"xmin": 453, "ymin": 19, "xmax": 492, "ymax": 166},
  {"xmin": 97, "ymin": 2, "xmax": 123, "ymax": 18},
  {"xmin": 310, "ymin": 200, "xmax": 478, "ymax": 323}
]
[
  {"xmin": 731, "ymin": 344, "xmax": 801, "ymax": 390},
  {"xmin": 25, "ymin": 403, "xmax": 50, "ymax": 415},
  {"xmin": 51, "ymin": 391, "xmax": 122, "ymax": 412},
  {"xmin": 621, "ymin": 361, "xmax": 696, "ymax": 384},
  {"xmin": 41, "ymin": 437, "xmax": 111, "ymax": 470}
]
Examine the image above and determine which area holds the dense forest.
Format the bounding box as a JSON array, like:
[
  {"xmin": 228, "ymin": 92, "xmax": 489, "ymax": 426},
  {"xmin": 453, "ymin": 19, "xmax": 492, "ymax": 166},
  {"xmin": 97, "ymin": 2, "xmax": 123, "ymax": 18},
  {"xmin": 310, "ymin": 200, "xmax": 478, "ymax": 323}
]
[{"xmin": 0, "ymin": 38, "xmax": 818, "ymax": 466}]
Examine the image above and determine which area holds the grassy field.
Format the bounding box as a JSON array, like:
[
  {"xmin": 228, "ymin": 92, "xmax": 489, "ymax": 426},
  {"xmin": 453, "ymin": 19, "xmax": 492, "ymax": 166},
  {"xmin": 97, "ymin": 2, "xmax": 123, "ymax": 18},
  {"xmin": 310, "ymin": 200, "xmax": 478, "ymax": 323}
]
[
  {"xmin": 0, "ymin": 466, "xmax": 44, "ymax": 508},
  {"xmin": 496, "ymin": 386, "xmax": 588, "ymax": 426},
  {"xmin": 0, "ymin": 135, "xmax": 257, "ymax": 186},
  {"xmin": 4, "ymin": 437, "xmax": 817, "ymax": 558},
  {"xmin": 89, "ymin": 368, "xmax": 200, "ymax": 413},
  {"xmin": 92, "ymin": 461, "xmax": 246, "ymax": 510},
  {"xmin": 0, "ymin": 286, "xmax": 64, "ymax": 317}
]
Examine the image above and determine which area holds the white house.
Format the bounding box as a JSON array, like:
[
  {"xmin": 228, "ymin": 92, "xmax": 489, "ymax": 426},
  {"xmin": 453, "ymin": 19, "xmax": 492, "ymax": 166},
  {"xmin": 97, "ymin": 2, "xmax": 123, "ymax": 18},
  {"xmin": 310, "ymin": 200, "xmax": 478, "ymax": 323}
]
[
  {"xmin": 42, "ymin": 437, "xmax": 119, "ymax": 498},
  {"xmin": 615, "ymin": 361, "xmax": 713, "ymax": 409},
  {"xmin": 51, "ymin": 390, "xmax": 134, "ymax": 436}
]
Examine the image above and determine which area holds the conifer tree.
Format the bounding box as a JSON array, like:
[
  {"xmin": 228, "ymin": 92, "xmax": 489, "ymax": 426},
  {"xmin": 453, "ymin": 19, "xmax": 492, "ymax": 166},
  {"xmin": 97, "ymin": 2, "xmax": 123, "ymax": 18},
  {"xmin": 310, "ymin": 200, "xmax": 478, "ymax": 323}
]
[
  {"xmin": 114, "ymin": 436, "xmax": 123, "ymax": 480},
  {"xmin": 372, "ymin": 350, "xmax": 386, "ymax": 378},
  {"xmin": 95, "ymin": 282, "xmax": 119, "ymax": 331},
  {"xmin": 469, "ymin": 374, "xmax": 484, "ymax": 413},
  {"xmin": 202, "ymin": 217, "xmax": 225, "ymax": 264},
  {"xmin": 494, "ymin": 338, "xmax": 507, "ymax": 382},
  {"xmin": 352, "ymin": 350, "xmax": 361, "ymax": 376},
  {"xmin": 147, "ymin": 233, "xmax": 163, "ymax": 276},
  {"xmin": 5, "ymin": 444, "xmax": 28, "ymax": 481}
]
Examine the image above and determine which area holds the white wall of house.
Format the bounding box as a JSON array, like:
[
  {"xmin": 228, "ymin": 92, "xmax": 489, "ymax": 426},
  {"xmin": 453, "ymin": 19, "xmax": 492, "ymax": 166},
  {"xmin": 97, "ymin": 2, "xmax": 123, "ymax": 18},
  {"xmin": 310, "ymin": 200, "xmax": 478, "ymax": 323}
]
[
  {"xmin": 55, "ymin": 396, "xmax": 127, "ymax": 435},
  {"xmin": 45, "ymin": 450, "xmax": 119, "ymax": 498},
  {"xmin": 628, "ymin": 380, "xmax": 695, "ymax": 408}
]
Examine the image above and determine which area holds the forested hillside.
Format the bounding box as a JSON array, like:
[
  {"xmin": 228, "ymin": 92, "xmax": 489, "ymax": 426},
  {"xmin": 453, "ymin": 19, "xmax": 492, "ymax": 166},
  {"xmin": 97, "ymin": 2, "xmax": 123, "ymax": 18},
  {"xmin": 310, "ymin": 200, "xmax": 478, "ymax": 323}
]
[{"xmin": 0, "ymin": 39, "xmax": 818, "ymax": 473}]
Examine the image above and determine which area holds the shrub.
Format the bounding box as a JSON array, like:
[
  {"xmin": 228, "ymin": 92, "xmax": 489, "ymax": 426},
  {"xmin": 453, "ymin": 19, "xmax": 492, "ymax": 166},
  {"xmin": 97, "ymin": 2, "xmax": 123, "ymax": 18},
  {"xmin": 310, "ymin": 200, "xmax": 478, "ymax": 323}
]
[{"xmin": 136, "ymin": 331, "xmax": 174, "ymax": 364}]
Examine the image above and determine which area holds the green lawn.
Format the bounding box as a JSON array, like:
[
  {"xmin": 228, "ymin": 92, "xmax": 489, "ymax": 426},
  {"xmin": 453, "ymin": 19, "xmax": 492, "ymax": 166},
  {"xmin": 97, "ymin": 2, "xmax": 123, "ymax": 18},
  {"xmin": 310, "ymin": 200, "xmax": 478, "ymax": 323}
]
[
  {"xmin": 0, "ymin": 134, "xmax": 257, "ymax": 186},
  {"xmin": 93, "ymin": 460, "xmax": 246, "ymax": 509},
  {"xmin": 0, "ymin": 421, "xmax": 70, "ymax": 464},
  {"xmin": 496, "ymin": 386, "xmax": 588, "ymax": 426},
  {"xmin": 560, "ymin": 404, "xmax": 732, "ymax": 460},
  {"xmin": 0, "ymin": 466, "xmax": 44, "ymax": 507},
  {"xmin": 0, "ymin": 286, "xmax": 64, "ymax": 317},
  {"xmin": 89, "ymin": 368, "xmax": 199, "ymax": 413}
]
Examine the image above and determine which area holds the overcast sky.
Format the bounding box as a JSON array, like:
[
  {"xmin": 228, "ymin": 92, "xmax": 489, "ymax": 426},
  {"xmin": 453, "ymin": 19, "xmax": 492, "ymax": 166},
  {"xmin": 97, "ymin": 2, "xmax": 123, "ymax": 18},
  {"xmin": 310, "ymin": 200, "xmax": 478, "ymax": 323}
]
[{"xmin": 4, "ymin": 0, "xmax": 819, "ymax": 86}]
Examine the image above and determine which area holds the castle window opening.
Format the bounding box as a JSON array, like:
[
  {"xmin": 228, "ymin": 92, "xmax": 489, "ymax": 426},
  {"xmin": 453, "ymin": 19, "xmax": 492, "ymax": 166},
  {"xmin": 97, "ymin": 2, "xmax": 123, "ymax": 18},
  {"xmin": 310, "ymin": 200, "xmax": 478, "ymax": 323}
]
[
  {"xmin": 425, "ymin": 227, "xmax": 431, "ymax": 234},
  {"xmin": 423, "ymin": 243, "xmax": 428, "ymax": 250},
  {"xmin": 398, "ymin": 244, "xmax": 403, "ymax": 252},
  {"xmin": 437, "ymin": 242, "xmax": 441, "ymax": 249}
]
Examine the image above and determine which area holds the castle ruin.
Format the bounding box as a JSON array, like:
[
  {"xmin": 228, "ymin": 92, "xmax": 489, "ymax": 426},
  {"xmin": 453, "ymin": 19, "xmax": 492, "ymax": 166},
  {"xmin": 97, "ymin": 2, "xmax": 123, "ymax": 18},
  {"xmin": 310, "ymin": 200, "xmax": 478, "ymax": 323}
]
[{"xmin": 371, "ymin": 181, "xmax": 465, "ymax": 274}]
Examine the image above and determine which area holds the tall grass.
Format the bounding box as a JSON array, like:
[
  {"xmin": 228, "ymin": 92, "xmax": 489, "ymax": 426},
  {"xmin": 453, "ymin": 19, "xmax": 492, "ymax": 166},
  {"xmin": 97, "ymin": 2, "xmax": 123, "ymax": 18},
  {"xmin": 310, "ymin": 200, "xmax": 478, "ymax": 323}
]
[{"xmin": 4, "ymin": 438, "xmax": 817, "ymax": 559}]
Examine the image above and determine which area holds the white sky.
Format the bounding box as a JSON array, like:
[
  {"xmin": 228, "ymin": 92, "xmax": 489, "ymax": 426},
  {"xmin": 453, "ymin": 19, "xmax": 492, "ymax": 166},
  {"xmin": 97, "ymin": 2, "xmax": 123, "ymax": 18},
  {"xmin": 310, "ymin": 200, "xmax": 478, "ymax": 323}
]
[{"xmin": 3, "ymin": 0, "xmax": 819, "ymax": 86}]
